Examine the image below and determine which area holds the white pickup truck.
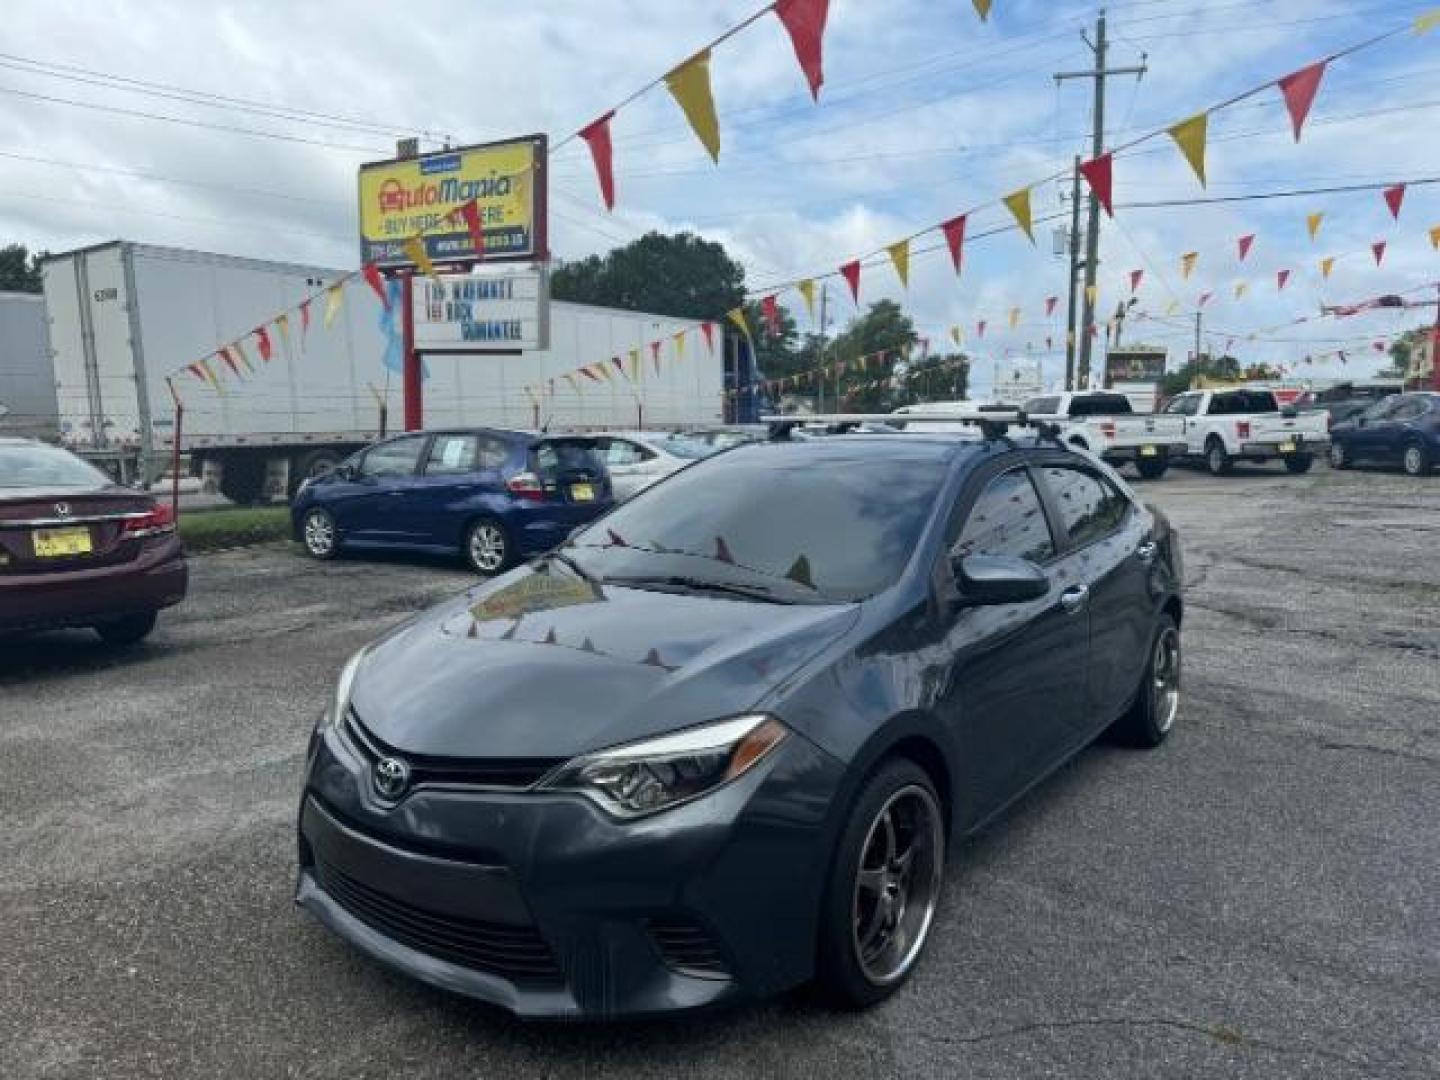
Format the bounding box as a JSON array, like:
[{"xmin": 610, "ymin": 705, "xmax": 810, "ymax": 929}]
[
  {"xmin": 1162, "ymin": 387, "xmax": 1330, "ymax": 475},
  {"xmin": 1022, "ymin": 391, "xmax": 1188, "ymax": 479}
]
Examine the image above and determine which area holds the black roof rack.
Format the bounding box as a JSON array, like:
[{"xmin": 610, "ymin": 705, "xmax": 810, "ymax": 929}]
[{"xmin": 760, "ymin": 412, "xmax": 1066, "ymax": 446}]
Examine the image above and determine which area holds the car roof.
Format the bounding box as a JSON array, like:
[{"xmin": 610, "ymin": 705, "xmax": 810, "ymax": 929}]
[{"xmin": 720, "ymin": 432, "xmax": 1056, "ymax": 467}]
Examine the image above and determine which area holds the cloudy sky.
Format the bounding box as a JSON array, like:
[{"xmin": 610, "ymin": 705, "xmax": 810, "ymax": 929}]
[{"xmin": 3, "ymin": 0, "xmax": 1438, "ymax": 395}]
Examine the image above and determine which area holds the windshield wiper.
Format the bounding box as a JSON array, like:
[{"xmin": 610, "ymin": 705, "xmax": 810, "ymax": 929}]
[{"xmin": 604, "ymin": 574, "xmax": 803, "ymax": 604}]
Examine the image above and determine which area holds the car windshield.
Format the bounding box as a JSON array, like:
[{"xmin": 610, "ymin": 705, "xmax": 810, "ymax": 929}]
[
  {"xmin": 568, "ymin": 445, "xmax": 950, "ymax": 602},
  {"xmin": 0, "ymin": 443, "xmax": 110, "ymax": 489}
]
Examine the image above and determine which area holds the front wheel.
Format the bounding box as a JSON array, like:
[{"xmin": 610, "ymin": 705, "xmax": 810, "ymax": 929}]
[
  {"xmin": 817, "ymin": 759, "xmax": 945, "ymax": 1008},
  {"xmin": 464, "ymin": 517, "xmax": 512, "ymax": 576},
  {"xmin": 300, "ymin": 508, "xmax": 339, "ymax": 560},
  {"xmin": 1284, "ymin": 454, "xmax": 1314, "ymax": 474},
  {"xmin": 1402, "ymin": 442, "xmax": 1433, "ymax": 477},
  {"xmin": 1134, "ymin": 455, "xmax": 1169, "ymax": 480},
  {"xmin": 1328, "ymin": 442, "xmax": 1351, "ymax": 470},
  {"xmin": 94, "ymin": 611, "xmax": 158, "ymax": 646},
  {"xmin": 1110, "ymin": 615, "xmax": 1181, "ymax": 748}
]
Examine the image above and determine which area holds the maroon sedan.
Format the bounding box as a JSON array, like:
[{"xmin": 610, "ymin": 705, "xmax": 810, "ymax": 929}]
[{"xmin": 0, "ymin": 438, "xmax": 187, "ymax": 644}]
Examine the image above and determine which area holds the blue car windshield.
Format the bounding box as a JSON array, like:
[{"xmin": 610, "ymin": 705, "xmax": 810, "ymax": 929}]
[{"xmin": 569, "ymin": 446, "xmax": 949, "ymax": 602}]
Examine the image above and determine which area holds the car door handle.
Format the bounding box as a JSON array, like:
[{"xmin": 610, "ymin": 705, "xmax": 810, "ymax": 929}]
[
  {"xmin": 1059, "ymin": 585, "xmax": 1090, "ymax": 614},
  {"xmin": 387, "ymin": 490, "xmax": 406, "ymax": 496},
  {"xmin": 1136, "ymin": 540, "xmax": 1158, "ymax": 563}
]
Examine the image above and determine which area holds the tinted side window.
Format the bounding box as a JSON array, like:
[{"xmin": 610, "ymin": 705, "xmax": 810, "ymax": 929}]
[
  {"xmin": 1025, "ymin": 396, "xmax": 1061, "ymax": 415},
  {"xmin": 953, "ymin": 470, "xmax": 1055, "ymax": 563},
  {"xmin": 477, "ymin": 437, "xmax": 510, "ymax": 469},
  {"xmin": 1165, "ymin": 395, "xmax": 1199, "ymax": 416},
  {"xmin": 1389, "ymin": 399, "xmax": 1426, "ymax": 422},
  {"xmin": 1070, "ymin": 394, "xmax": 1132, "ymax": 417},
  {"xmin": 1042, "ymin": 466, "xmax": 1129, "ymax": 547},
  {"xmin": 424, "ymin": 434, "xmax": 479, "ymax": 475},
  {"xmin": 362, "ymin": 436, "xmax": 425, "ymax": 478}
]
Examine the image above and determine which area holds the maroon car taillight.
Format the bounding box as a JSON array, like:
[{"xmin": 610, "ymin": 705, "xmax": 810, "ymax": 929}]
[
  {"xmin": 122, "ymin": 502, "xmax": 176, "ymax": 539},
  {"xmin": 506, "ymin": 472, "xmax": 546, "ymax": 503}
]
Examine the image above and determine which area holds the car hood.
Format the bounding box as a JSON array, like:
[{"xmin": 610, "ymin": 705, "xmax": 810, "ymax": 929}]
[{"xmin": 349, "ymin": 565, "xmax": 860, "ymax": 760}]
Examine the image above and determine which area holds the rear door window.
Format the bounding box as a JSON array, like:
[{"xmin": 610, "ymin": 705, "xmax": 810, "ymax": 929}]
[
  {"xmin": 1040, "ymin": 466, "xmax": 1130, "ymax": 548},
  {"xmin": 423, "ymin": 434, "xmax": 479, "ymax": 475},
  {"xmin": 361, "ymin": 436, "xmax": 425, "ymax": 478},
  {"xmin": 1069, "ymin": 394, "xmax": 1132, "ymax": 417},
  {"xmin": 952, "ymin": 469, "xmax": 1055, "ymax": 564}
]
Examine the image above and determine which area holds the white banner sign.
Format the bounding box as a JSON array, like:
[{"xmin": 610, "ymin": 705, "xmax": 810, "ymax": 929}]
[{"xmin": 413, "ymin": 266, "xmax": 550, "ymax": 352}]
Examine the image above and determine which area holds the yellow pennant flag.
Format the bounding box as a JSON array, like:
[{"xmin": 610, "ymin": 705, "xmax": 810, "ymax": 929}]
[
  {"xmin": 1168, "ymin": 113, "xmax": 1208, "ymax": 186},
  {"xmin": 1165, "ymin": 299, "xmax": 1181, "ymax": 316},
  {"xmin": 726, "ymin": 306, "xmax": 753, "ymax": 342},
  {"xmin": 887, "ymin": 240, "xmax": 910, "ymax": 288},
  {"xmin": 1234, "ymin": 281, "xmax": 1248, "ymax": 299},
  {"xmin": 627, "ymin": 348, "xmax": 641, "ymax": 381},
  {"xmin": 1181, "ymin": 251, "xmax": 1199, "ymax": 279},
  {"xmin": 404, "ymin": 236, "xmax": 439, "ymax": 280},
  {"xmin": 1306, "ymin": 212, "xmax": 1324, "ymax": 241},
  {"xmin": 673, "ymin": 331, "xmax": 687, "ymax": 361},
  {"xmin": 1003, "ymin": 187, "xmax": 1035, "ymax": 243},
  {"xmin": 1430, "ymin": 224, "xmax": 1440, "ymax": 250},
  {"xmin": 324, "ymin": 283, "xmax": 345, "ymax": 329},
  {"xmin": 1417, "ymin": 9, "xmax": 1440, "ymax": 33},
  {"xmin": 973, "ymin": 0, "xmax": 993, "ymax": 21},
  {"xmin": 1085, "ymin": 284, "xmax": 1098, "ymax": 307},
  {"xmin": 950, "ymin": 326, "xmax": 962, "ymax": 346},
  {"xmin": 274, "ymin": 312, "xmax": 290, "ymax": 349},
  {"xmin": 665, "ymin": 50, "xmax": 721, "ymax": 163},
  {"xmin": 1321, "ymin": 256, "xmax": 1336, "ymax": 279},
  {"xmin": 231, "ymin": 339, "xmax": 254, "ymax": 373},
  {"xmin": 797, "ymin": 279, "xmax": 817, "ymax": 320},
  {"xmin": 1008, "ymin": 307, "xmax": 1021, "ymax": 330}
]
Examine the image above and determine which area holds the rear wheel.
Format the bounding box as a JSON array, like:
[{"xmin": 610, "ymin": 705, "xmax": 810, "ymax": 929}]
[
  {"xmin": 1402, "ymin": 442, "xmax": 1433, "ymax": 477},
  {"xmin": 1205, "ymin": 438, "xmax": 1233, "ymax": 476},
  {"xmin": 1134, "ymin": 455, "xmax": 1169, "ymax": 480},
  {"xmin": 1284, "ymin": 454, "xmax": 1314, "ymax": 474},
  {"xmin": 464, "ymin": 517, "xmax": 512, "ymax": 576},
  {"xmin": 1110, "ymin": 615, "xmax": 1181, "ymax": 748},
  {"xmin": 1328, "ymin": 442, "xmax": 1351, "ymax": 470},
  {"xmin": 301, "ymin": 508, "xmax": 339, "ymax": 560},
  {"xmin": 817, "ymin": 759, "xmax": 945, "ymax": 1008},
  {"xmin": 94, "ymin": 611, "xmax": 158, "ymax": 646}
]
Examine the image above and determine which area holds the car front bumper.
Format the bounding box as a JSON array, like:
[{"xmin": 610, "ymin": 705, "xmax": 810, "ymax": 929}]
[
  {"xmin": 295, "ymin": 717, "xmax": 847, "ymax": 1019},
  {"xmin": 0, "ymin": 539, "xmax": 187, "ymax": 632}
]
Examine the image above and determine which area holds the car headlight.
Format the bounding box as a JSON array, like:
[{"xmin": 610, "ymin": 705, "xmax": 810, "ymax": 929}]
[
  {"xmin": 328, "ymin": 647, "xmax": 369, "ymax": 729},
  {"xmin": 539, "ymin": 715, "xmax": 788, "ymax": 819}
]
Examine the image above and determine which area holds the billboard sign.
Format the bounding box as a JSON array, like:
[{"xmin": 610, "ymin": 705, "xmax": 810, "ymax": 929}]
[
  {"xmin": 1106, "ymin": 345, "xmax": 1167, "ymax": 383},
  {"xmin": 358, "ymin": 134, "xmax": 547, "ymax": 268},
  {"xmin": 413, "ymin": 266, "xmax": 550, "ymax": 353}
]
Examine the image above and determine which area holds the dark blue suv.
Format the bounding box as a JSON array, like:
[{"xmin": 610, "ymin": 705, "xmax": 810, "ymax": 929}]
[
  {"xmin": 1328, "ymin": 391, "xmax": 1439, "ymax": 476},
  {"xmin": 292, "ymin": 430, "xmax": 612, "ymax": 573}
]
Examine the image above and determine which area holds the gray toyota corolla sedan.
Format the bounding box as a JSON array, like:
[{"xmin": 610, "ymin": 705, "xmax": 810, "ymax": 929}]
[{"xmin": 296, "ymin": 429, "xmax": 1183, "ymax": 1019}]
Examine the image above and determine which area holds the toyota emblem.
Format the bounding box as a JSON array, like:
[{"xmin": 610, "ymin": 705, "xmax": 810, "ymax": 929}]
[
  {"xmin": 54, "ymin": 502, "xmax": 72, "ymax": 518},
  {"xmin": 373, "ymin": 756, "xmax": 411, "ymax": 800}
]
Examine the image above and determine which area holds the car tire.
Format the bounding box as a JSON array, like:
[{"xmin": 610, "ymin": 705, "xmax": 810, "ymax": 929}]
[
  {"xmin": 1205, "ymin": 438, "xmax": 1233, "ymax": 476},
  {"xmin": 1284, "ymin": 454, "xmax": 1314, "ymax": 475},
  {"xmin": 816, "ymin": 758, "xmax": 946, "ymax": 1009},
  {"xmin": 464, "ymin": 516, "xmax": 513, "ymax": 576},
  {"xmin": 301, "ymin": 508, "xmax": 340, "ymax": 560},
  {"xmin": 1402, "ymin": 441, "xmax": 1433, "ymax": 477},
  {"xmin": 1328, "ymin": 442, "xmax": 1351, "ymax": 470},
  {"xmin": 94, "ymin": 611, "xmax": 158, "ymax": 646},
  {"xmin": 1110, "ymin": 614, "xmax": 1181, "ymax": 749},
  {"xmin": 1134, "ymin": 456, "xmax": 1169, "ymax": 480}
]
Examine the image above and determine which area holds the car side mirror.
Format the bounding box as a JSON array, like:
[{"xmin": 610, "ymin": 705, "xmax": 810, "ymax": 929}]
[{"xmin": 952, "ymin": 554, "xmax": 1050, "ymax": 606}]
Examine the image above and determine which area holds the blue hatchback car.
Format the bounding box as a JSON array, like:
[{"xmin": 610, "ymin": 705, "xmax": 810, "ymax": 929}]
[{"xmin": 292, "ymin": 429, "xmax": 613, "ymax": 574}]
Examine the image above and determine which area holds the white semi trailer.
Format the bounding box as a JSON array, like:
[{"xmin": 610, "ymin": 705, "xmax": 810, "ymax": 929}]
[
  {"xmin": 0, "ymin": 291, "xmax": 56, "ymax": 441},
  {"xmin": 42, "ymin": 241, "xmax": 723, "ymax": 503}
]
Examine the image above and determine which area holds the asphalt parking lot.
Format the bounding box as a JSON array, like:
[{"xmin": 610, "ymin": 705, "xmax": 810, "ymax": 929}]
[{"xmin": 2, "ymin": 465, "xmax": 1437, "ymax": 1079}]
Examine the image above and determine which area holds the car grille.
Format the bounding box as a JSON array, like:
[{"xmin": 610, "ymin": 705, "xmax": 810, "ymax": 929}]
[
  {"xmin": 314, "ymin": 857, "xmax": 563, "ymax": 985},
  {"xmin": 647, "ymin": 917, "xmax": 732, "ymax": 979},
  {"xmin": 345, "ymin": 708, "xmax": 564, "ymax": 791}
]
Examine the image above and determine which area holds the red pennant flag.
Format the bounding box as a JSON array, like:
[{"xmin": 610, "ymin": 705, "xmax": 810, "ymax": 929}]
[
  {"xmin": 650, "ymin": 340, "xmax": 662, "ymax": 373},
  {"xmin": 187, "ymin": 362, "xmax": 208, "ymax": 383},
  {"xmin": 578, "ymin": 111, "xmax": 617, "ymax": 211},
  {"xmin": 580, "ymin": 365, "xmax": 602, "ymax": 382},
  {"xmin": 1372, "ymin": 240, "xmax": 1387, "ymax": 266},
  {"xmin": 761, "ymin": 294, "xmax": 781, "ymax": 336},
  {"xmin": 255, "ymin": 325, "xmax": 273, "ymax": 362},
  {"xmin": 977, "ymin": 320, "xmax": 987, "ymax": 339},
  {"xmin": 218, "ymin": 349, "xmax": 240, "ymax": 377},
  {"xmin": 1277, "ymin": 269, "xmax": 1291, "ymax": 291},
  {"xmin": 1045, "ymin": 296, "xmax": 1058, "ymax": 317},
  {"xmin": 1129, "ymin": 269, "xmax": 1144, "ymax": 293},
  {"xmin": 700, "ymin": 321, "xmax": 716, "ymax": 353},
  {"xmin": 362, "ymin": 262, "xmax": 388, "ymax": 308},
  {"xmin": 1278, "ymin": 61, "xmax": 1326, "ymax": 142},
  {"xmin": 299, "ymin": 299, "xmax": 312, "ymax": 337},
  {"xmin": 1238, "ymin": 234, "xmax": 1256, "ymax": 262},
  {"xmin": 773, "ymin": 0, "xmax": 830, "ymax": 101},
  {"xmin": 1383, "ymin": 183, "xmax": 1406, "ymax": 221},
  {"xmin": 941, "ymin": 214, "xmax": 967, "ymax": 274},
  {"xmin": 714, "ymin": 536, "xmax": 735, "ymax": 564},
  {"xmin": 1338, "ymin": 350, "xmax": 1347, "ymax": 365},
  {"xmin": 1078, "ymin": 153, "xmax": 1114, "ymax": 217},
  {"xmin": 839, "ymin": 259, "xmax": 861, "ymax": 303},
  {"xmin": 458, "ymin": 200, "xmax": 486, "ymax": 256},
  {"xmin": 610, "ymin": 355, "xmax": 624, "ymax": 374},
  {"xmin": 1199, "ymin": 291, "xmax": 1213, "ymax": 308},
  {"xmin": 1046, "ymin": 336, "xmax": 1054, "ymax": 350},
  {"xmin": 1373, "ymin": 340, "xmax": 1386, "ymax": 352}
]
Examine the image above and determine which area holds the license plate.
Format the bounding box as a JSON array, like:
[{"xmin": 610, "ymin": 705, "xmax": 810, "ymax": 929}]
[
  {"xmin": 569, "ymin": 483, "xmax": 595, "ymax": 503},
  {"xmin": 1279, "ymin": 441, "xmax": 1296, "ymax": 454},
  {"xmin": 1140, "ymin": 444, "xmax": 1158, "ymax": 457},
  {"xmin": 33, "ymin": 526, "xmax": 93, "ymax": 557}
]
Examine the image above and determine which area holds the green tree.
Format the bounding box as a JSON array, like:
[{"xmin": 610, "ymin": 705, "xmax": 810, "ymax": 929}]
[
  {"xmin": 1382, "ymin": 327, "xmax": 1431, "ymax": 379},
  {"xmin": 550, "ymin": 231, "xmax": 745, "ymax": 319},
  {"xmin": 827, "ymin": 300, "xmax": 918, "ymax": 412},
  {"xmin": 905, "ymin": 351, "xmax": 970, "ymax": 403},
  {"xmin": 0, "ymin": 243, "xmax": 45, "ymax": 293},
  {"xmin": 1161, "ymin": 354, "xmax": 1241, "ymax": 397}
]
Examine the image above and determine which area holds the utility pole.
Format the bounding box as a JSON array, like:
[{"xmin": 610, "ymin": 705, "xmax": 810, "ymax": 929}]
[
  {"xmin": 1064, "ymin": 156, "xmax": 1082, "ymax": 391},
  {"xmin": 817, "ymin": 282, "xmax": 829, "ymax": 412},
  {"xmin": 1056, "ymin": 9, "xmax": 1146, "ymax": 392},
  {"xmin": 1195, "ymin": 310, "xmax": 1204, "ymax": 378}
]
